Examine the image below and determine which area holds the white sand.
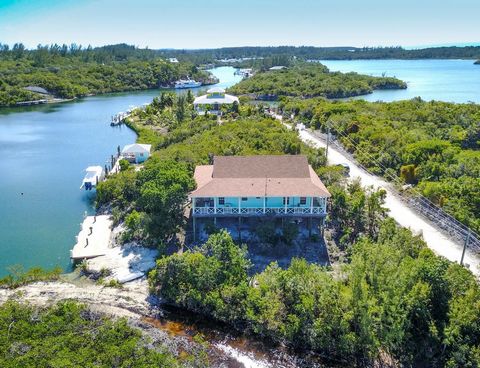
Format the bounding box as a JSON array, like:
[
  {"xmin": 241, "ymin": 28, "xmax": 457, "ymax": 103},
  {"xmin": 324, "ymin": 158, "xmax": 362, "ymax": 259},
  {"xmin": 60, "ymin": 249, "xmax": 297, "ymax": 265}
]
[
  {"xmin": 71, "ymin": 215, "xmax": 112, "ymax": 259},
  {"xmin": 71, "ymin": 217, "xmax": 158, "ymax": 283},
  {"xmin": 0, "ymin": 279, "xmax": 153, "ymax": 318}
]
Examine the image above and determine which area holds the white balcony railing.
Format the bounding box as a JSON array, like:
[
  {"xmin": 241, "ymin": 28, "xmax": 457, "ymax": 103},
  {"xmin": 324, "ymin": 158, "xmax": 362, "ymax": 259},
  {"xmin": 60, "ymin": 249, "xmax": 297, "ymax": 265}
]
[{"xmin": 192, "ymin": 207, "xmax": 326, "ymax": 216}]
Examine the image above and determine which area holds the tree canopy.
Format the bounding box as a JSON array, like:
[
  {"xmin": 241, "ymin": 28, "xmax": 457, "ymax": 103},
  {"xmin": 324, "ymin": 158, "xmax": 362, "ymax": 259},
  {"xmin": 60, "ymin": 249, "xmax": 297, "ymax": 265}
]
[
  {"xmin": 0, "ymin": 43, "xmax": 213, "ymax": 106},
  {"xmin": 149, "ymin": 221, "xmax": 480, "ymax": 366},
  {"xmin": 228, "ymin": 63, "xmax": 406, "ymax": 99},
  {"xmin": 0, "ymin": 301, "xmax": 192, "ymax": 367},
  {"xmin": 280, "ymin": 97, "xmax": 480, "ymax": 233}
]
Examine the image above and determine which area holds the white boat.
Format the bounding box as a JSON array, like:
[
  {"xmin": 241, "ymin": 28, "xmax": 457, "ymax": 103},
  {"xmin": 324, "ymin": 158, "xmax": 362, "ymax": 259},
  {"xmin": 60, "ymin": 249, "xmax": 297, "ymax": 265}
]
[
  {"xmin": 80, "ymin": 166, "xmax": 105, "ymax": 190},
  {"xmin": 174, "ymin": 78, "xmax": 201, "ymax": 89}
]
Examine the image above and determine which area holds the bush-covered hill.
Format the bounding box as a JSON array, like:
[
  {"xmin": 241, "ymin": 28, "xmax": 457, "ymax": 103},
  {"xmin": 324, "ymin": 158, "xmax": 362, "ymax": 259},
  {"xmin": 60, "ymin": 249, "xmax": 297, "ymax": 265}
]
[
  {"xmin": 228, "ymin": 63, "xmax": 406, "ymax": 99},
  {"xmin": 0, "ymin": 43, "xmax": 213, "ymax": 107}
]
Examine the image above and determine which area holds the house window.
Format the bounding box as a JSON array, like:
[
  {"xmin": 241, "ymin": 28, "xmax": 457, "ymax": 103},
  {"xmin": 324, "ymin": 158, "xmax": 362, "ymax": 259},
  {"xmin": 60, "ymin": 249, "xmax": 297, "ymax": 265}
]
[
  {"xmin": 219, "ymin": 197, "xmax": 225, "ymax": 205},
  {"xmin": 300, "ymin": 197, "xmax": 307, "ymax": 205},
  {"xmin": 241, "ymin": 197, "xmax": 248, "ymax": 201},
  {"xmin": 283, "ymin": 197, "xmax": 290, "ymax": 205}
]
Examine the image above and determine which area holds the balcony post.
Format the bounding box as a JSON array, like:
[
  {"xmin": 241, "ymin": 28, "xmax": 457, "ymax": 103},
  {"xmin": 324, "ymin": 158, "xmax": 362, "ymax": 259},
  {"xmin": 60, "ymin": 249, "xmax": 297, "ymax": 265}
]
[
  {"xmin": 263, "ymin": 197, "xmax": 266, "ymax": 214},
  {"xmin": 284, "ymin": 197, "xmax": 287, "ymax": 214},
  {"xmin": 192, "ymin": 196, "xmax": 196, "ymax": 213},
  {"xmin": 213, "ymin": 197, "xmax": 217, "ymax": 225},
  {"xmin": 311, "ymin": 197, "xmax": 314, "ymax": 214},
  {"xmin": 238, "ymin": 197, "xmax": 241, "ymax": 214}
]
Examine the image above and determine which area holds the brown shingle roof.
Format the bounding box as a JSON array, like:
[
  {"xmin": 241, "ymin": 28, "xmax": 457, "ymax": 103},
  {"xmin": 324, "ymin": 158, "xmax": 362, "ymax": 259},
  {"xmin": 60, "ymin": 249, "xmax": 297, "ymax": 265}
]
[
  {"xmin": 192, "ymin": 155, "xmax": 330, "ymax": 198},
  {"xmin": 213, "ymin": 155, "xmax": 309, "ymax": 178}
]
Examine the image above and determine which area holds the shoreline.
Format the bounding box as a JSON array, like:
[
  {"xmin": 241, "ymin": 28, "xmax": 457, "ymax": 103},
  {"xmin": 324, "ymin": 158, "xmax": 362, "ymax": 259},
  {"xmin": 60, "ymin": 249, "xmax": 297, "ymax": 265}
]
[
  {"xmin": 1, "ymin": 76, "xmax": 219, "ymax": 110},
  {"xmin": 0, "ymin": 278, "xmax": 279, "ymax": 367}
]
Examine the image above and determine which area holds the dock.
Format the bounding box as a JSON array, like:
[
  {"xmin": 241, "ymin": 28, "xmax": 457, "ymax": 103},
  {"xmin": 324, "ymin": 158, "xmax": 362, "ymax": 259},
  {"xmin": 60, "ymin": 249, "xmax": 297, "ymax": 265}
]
[
  {"xmin": 70, "ymin": 215, "xmax": 112, "ymax": 260},
  {"xmin": 110, "ymin": 104, "xmax": 148, "ymax": 126},
  {"xmin": 16, "ymin": 99, "xmax": 49, "ymax": 106},
  {"xmin": 110, "ymin": 111, "xmax": 129, "ymax": 126}
]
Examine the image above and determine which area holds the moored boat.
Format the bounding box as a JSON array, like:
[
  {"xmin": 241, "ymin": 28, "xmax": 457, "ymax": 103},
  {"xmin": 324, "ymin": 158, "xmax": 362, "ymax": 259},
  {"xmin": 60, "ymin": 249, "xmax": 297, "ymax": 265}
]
[{"xmin": 174, "ymin": 78, "xmax": 201, "ymax": 89}]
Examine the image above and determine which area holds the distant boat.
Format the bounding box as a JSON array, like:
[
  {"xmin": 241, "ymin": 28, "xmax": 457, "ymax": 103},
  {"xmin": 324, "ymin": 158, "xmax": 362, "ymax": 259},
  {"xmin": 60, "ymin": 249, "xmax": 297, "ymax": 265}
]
[
  {"xmin": 80, "ymin": 166, "xmax": 105, "ymax": 190},
  {"xmin": 174, "ymin": 78, "xmax": 201, "ymax": 89}
]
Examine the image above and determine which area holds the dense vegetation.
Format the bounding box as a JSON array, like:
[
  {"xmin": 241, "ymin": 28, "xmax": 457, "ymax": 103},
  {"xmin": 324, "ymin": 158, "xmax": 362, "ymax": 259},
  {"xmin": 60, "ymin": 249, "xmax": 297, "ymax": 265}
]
[
  {"xmin": 0, "ymin": 301, "xmax": 197, "ymax": 367},
  {"xmin": 94, "ymin": 92, "xmax": 480, "ymax": 366},
  {"xmin": 97, "ymin": 94, "xmax": 325, "ymax": 246},
  {"xmin": 279, "ymin": 97, "xmax": 480, "ymax": 233},
  {"xmin": 157, "ymin": 45, "xmax": 480, "ymax": 64},
  {"xmin": 228, "ymin": 63, "xmax": 406, "ymax": 99},
  {"xmin": 0, "ymin": 43, "xmax": 213, "ymax": 106},
  {"xmin": 150, "ymin": 220, "xmax": 480, "ymax": 366}
]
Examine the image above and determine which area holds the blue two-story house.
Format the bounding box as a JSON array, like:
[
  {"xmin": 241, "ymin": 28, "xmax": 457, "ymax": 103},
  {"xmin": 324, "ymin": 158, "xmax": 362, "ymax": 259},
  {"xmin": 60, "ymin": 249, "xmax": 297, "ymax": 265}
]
[{"xmin": 191, "ymin": 155, "xmax": 330, "ymax": 220}]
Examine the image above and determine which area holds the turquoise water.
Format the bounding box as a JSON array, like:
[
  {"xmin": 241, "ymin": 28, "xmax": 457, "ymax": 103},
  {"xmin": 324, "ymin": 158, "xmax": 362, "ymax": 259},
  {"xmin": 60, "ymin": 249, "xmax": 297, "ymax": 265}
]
[
  {"xmin": 320, "ymin": 59, "xmax": 480, "ymax": 103},
  {"xmin": 0, "ymin": 67, "xmax": 241, "ymax": 276}
]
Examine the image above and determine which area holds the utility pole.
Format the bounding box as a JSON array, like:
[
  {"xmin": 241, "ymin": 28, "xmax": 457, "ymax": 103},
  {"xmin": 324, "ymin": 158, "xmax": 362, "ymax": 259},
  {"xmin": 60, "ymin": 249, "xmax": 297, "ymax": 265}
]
[
  {"xmin": 325, "ymin": 122, "xmax": 330, "ymax": 161},
  {"xmin": 460, "ymin": 231, "xmax": 471, "ymax": 265}
]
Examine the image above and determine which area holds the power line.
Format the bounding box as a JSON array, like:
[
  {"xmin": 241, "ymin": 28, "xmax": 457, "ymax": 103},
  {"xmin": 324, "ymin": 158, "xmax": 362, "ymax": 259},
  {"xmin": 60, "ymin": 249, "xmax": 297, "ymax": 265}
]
[{"xmin": 302, "ymin": 118, "xmax": 480, "ymax": 252}]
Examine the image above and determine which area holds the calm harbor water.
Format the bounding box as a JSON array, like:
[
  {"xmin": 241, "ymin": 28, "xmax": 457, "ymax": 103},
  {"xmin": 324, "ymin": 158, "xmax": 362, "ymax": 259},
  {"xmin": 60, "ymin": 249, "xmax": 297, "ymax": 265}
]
[
  {"xmin": 0, "ymin": 66, "xmax": 242, "ymax": 276},
  {"xmin": 320, "ymin": 59, "xmax": 480, "ymax": 103}
]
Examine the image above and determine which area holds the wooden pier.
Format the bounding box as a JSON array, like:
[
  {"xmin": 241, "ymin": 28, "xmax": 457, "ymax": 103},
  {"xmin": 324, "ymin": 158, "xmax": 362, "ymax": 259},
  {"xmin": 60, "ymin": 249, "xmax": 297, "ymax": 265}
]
[
  {"xmin": 16, "ymin": 99, "xmax": 49, "ymax": 106},
  {"xmin": 110, "ymin": 111, "xmax": 129, "ymax": 126}
]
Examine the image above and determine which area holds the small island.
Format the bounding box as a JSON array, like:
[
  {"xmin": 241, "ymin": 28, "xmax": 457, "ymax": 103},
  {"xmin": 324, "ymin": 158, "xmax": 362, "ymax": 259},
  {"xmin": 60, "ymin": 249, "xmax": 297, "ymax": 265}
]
[{"xmin": 228, "ymin": 62, "xmax": 406, "ymax": 100}]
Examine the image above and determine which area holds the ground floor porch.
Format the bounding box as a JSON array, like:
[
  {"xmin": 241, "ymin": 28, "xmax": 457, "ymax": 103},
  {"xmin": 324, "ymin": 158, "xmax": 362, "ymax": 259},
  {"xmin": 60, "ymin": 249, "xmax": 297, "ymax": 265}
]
[
  {"xmin": 191, "ymin": 215, "xmax": 325, "ymax": 242},
  {"xmin": 189, "ymin": 216, "xmax": 329, "ymax": 273}
]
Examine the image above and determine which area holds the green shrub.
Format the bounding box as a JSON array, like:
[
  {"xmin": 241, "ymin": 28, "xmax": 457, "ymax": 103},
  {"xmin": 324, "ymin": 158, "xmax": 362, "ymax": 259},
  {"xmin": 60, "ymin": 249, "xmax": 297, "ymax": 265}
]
[{"xmin": 0, "ymin": 266, "xmax": 62, "ymax": 289}]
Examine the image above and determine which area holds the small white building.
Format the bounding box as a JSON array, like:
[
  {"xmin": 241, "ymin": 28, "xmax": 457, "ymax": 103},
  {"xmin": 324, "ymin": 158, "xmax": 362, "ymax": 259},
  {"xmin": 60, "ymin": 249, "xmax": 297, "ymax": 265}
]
[
  {"xmin": 121, "ymin": 143, "xmax": 152, "ymax": 163},
  {"xmin": 193, "ymin": 87, "xmax": 239, "ymax": 115},
  {"xmin": 168, "ymin": 57, "xmax": 179, "ymax": 63}
]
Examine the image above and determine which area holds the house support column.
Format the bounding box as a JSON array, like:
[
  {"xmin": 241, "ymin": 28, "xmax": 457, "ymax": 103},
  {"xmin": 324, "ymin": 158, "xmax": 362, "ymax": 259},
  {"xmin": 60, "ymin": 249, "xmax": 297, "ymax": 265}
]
[
  {"xmin": 193, "ymin": 216, "xmax": 196, "ymax": 242},
  {"xmin": 238, "ymin": 216, "xmax": 242, "ymax": 242},
  {"xmin": 263, "ymin": 197, "xmax": 266, "ymax": 214},
  {"xmin": 310, "ymin": 197, "xmax": 314, "ymax": 214},
  {"xmin": 284, "ymin": 197, "xmax": 287, "ymax": 214}
]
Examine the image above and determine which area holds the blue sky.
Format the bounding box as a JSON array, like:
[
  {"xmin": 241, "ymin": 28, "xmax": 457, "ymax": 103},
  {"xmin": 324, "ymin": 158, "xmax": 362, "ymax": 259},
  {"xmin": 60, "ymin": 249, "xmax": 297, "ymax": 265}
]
[{"xmin": 1, "ymin": 0, "xmax": 479, "ymax": 49}]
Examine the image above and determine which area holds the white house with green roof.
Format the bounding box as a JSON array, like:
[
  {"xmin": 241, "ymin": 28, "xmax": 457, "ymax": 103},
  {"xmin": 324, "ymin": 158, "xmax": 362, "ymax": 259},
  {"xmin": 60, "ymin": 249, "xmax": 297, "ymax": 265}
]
[{"xmin": 193, "ymin": 87, "xmax": 239, "ymax": 115}]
